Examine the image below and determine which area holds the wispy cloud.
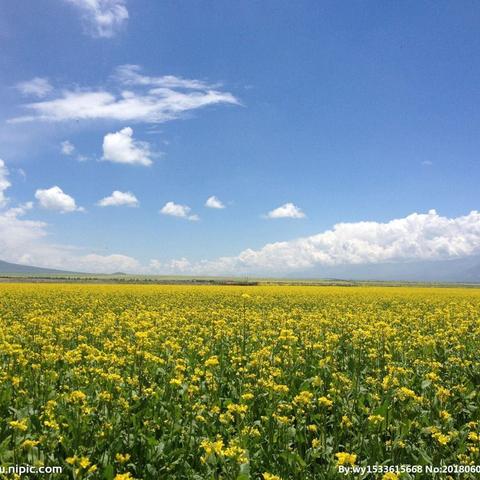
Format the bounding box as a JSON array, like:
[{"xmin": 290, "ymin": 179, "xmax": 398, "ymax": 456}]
[
  {"xmin": 64, "ymin": 0, "xmax": 129, "ymax": 38},
  {"xmin": 61, "ymin": 140, "xmax": 75, "ymax": 156},
  {"xmin": 160, "ymin": 201, "xmax": 199, "ymax": 221},
  {"xmin": 114, "ymin": 64, "xmax": 216, "ymax": 90},
  {"xmin": 10, "ymin": 65, "xmax": 239, "ymax": 124},
  {"xmin": 15, "ymin": 77, "xmax": 53, "ymax": 98}
]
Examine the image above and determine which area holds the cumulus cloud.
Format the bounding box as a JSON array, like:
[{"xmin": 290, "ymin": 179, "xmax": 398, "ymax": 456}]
[
  {"xmin": 65, "ymin": 0, "xmax": 128, "ymax": 38},
  {"xmin": 0, "ymin": 205, "xmax": 48, "ymax": 256},
  {"xmin": 266, "ymin": 202, "xmax": 306, "ymax": 219},
  {"xmin": 2, "ymin": 203, "xmax": 480, "ymax": 276},
  {"xmin": 15, "ymin": 77, "xmax": 53, "ymax": 98},
  {"xmin": 10, "ymin": 65, "xmax": 239, "ymax": 124},
  {"xmin": 148, "ymin": 210, "xmax": 480, "ymax": 275},
  {"xmin": 0, "ymin": 204, "xmax": 139, "ymax": 273},
  {"xmin": 61, "ymin": 140, "xmax": 75, "ymax": 155},
  {"xmin": 0, "ymin": 173, "xmax": 139, "ymax": 273},
  {"xmin": 205, "ymin": 195, "xmax": 225, "ymax": 209},
  {"xmin": 160, "ymin": 201, "xmax": 199, "ymax": 221},
  {"xmin": 0, "ymin": 159, "xmax": 11, "ymax": 208},
  {"xmin": 97, "ymin": 190, "xmax": 139, "ymax": 207},
  {"xmin": 35, "ymin": 186, "xmax": 83, "ymax": 213},
  {"xmin": 102, "ymin": 127, "xmax": 153, "ymax": 166}
]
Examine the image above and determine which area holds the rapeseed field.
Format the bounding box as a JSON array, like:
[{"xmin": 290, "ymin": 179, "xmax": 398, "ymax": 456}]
[{"xmin": 0, "ymin": 284, "xmax": 479, "ymax": 479}]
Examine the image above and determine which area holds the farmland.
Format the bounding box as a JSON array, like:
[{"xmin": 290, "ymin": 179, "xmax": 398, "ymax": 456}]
[{"xmin": 1, "ymin": 284, "xmax": 479, "ymax": 479}]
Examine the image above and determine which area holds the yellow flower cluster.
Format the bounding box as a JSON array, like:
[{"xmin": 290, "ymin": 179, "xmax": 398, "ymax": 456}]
[{"xmin": 0, "ymin": 283, "xmax": 479, "ymax": 478}]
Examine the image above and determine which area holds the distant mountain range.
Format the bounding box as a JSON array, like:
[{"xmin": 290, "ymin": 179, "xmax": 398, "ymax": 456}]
[
  {"xmin": 1, "ymin": 257, "xmax": 479, "ymax": 282},
  {"xmin": 0, "ymin": 260, "xmax": 74, "ymax": 275},
  {"xmin": 289, "ymin": 256, "xmax": 480, "ymax": 283}
]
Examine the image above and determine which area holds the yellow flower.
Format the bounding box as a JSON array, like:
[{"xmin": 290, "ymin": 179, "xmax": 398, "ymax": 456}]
[
  {"xmin": 9, "ymin": 419, "xmax": 28, "ymax": 432},
  {"xmin": 436, "ymin": 387, "xmax": 451, "ymax": 402},
  {"xmin": 382, "ymin": 473, "xmax": 399, "ymax": 480},
  {"xmin": 396, "ymin": 387, "xmax": 419, "ymax": 401},
  {"xmin": 432, "ymin": 432, "xmax": 450, "ymax": 446},
  {"xmin": 20, "ymin": 439, "xmax": 40, "ymax": 449},
  {"xmin": 200, "ymin": 438, "xmax": 224, "ymax": 463},
  {"xmin": 114, "ymin": 474, "xmax": 135, "ymax": 480},
  {"xmin": 318, "ymin": 396, "xmax": 333, "ymax": 408},
  {"xmin": 227, "ymin": 403, "xmax": 248, "ymax": 415},
  {"xmin": 341, "ymin": 415, "xmax": 353, "ymax": 428},
  {"xmin": 368, "ymin": 414, "xmax": 385, "ymax": 425},
  {"xmin": 204, "ymin": 356, "xmax": 219, "ymax": 368},
  {"xmin": 311, "ymin": 438, "xmax": 321, "ymax": 448},
  {"xmin": 69, "ymin": 390, "xmax": 87, "ymax": 403},
  {"xmin": 115, "ymin": 453, "xmax": 131, "ymax": 464},
  {"xmin": 440, "ymin": 410, "xmax": 451, "ymax": 421},
  {"xmin": 335, "ymin": 452, "xmax": 357, "ymax": 466},
  {"xmin": 468, "ymin": 432, "xmax": 479, "ymax": 442},
  {"xmin": 262, "ymin": 473, "xmax": 282, "ymax": 480},
  {"xmin": 426, "ymin": 372, "xmax": 439, "ymax": 382},
  {"xmin": 224, "ymin": 440, "xmax": 248, "ymax": 464},
  {"xmin": 294, "ymin": 391, "xmax": 314, "ymax": 406}
]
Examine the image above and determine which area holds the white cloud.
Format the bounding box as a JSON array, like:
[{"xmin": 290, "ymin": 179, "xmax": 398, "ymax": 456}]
[
  {"xmin": 97, "ymin": 190, "xmax": 139, "ymax": 207},
  {"xmin": 266, "ymin": 202, "xmax": 306, "ymax": 219},
  {"xmin": 160, "ymin": 201, "xmax": 199, "ymax": 221},
  {"xmin": 148, "ymin": 257, "xmax": 192, "ymax": 273},
  {"xmin": 148, "ymin": 210, "xmax": 480, "ymax": 275},
  {"xmin": 4, "ymin": 201, "xmax": 34, "ymax": 218},
  {"xmin": 35, "ymin": 186, "xmax": 83, "ymax": 213},
  {"xmin": 114, "ymin": 64, "xmax": 215, "ymax": 90},
  {"xmin": 0, "ymin": 159, "xmax": 11, "ymax": 208},
  {"xmin": 71, "ymin": 253, "xmax": 139, "ymax": 272},
  {"xmin": 15, "ymin": 77, "xmax": 53, "ymax": 98},
  {"xmin": 102, "ymin": 127, "xmax": 153, "ymax": 166},
  {"xmin": 10, "ymin": 66, "xmax": 239, "ymax": 124},
  {"xmin": 0, "ymin": 205, "xmax": 48, "ymax": 256},
  {"xmin": 65, "ymin": 0, "xmax": 128, "ymax": 38},
  {"xmin": 2, "ymin": 202, "xmax": 480, "ymax": 276},
  {"xmin": 0, "ymin": 172, "xmax": 140, "ymax": 273},
  {"xmin": 0, "ymin": 203, "xmax": 139, "ymax": 273},
  {"xmin": 61, "ymin": 140, "xmax": 75, "ymax": 155},
  {"xmin": 205, "ymin": 195, "xmax": 225, "ymax": 209},
  {"xmin": 422, "ymin": 160, "xmax": 433, "ymax": 166}
]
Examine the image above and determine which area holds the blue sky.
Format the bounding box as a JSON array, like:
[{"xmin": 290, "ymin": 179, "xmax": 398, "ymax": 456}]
[{"xmin": 0, "ymin": 0, "xmax": 479, "ymax": 275}]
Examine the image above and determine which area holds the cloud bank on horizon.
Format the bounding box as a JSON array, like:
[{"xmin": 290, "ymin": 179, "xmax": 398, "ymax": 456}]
[{"xmin": 1, "ymin": 154, "xmax": 479, "ymax": 277}]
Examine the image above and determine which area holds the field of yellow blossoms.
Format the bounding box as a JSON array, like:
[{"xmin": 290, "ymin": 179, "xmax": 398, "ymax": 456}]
[{"xmin": 1, "ymin": 283, "xmax": 480, "ymax": 479}]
